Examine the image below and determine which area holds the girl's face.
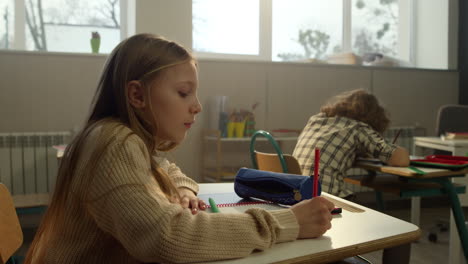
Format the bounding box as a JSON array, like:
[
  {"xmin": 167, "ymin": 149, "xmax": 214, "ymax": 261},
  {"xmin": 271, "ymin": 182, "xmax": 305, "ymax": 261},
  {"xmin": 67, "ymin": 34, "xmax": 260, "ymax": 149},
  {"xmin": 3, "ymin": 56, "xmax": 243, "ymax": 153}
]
[{"xmin": 149, "ymin": 61, "xmax": 202, "ymax": 144}]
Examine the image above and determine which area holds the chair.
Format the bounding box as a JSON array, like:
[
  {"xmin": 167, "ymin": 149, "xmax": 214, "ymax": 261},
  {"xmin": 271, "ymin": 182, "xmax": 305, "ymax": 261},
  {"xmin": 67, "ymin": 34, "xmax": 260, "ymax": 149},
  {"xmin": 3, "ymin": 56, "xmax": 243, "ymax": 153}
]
[
  {"xmin": 249, "ymin": 130, "xmax": 373, "ymax": 264},
  {"xmin": 249, "ymin": 130, "xmax": 302, "ymax": 175},
  {"xmin": 435, "ymin": 104, "xmax": 468, "ymax": 137},
  {"xmin": 433, "ymin": 104, "xmax": 468, "ymax": 156},
  {"xmin": 0, "ymin": 184, "xmax": 23, "ymax": 264},
  {"xmin": 253, "ymin": 151, "xmax": 303, "ymax": 174}
]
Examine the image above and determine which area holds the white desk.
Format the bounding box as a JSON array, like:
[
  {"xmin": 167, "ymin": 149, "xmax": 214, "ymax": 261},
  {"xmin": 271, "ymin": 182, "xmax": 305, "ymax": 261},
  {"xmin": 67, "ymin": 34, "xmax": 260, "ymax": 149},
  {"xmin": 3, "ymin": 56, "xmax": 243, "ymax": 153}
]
[
  {"xmin": 197, "ymin": 183, "xmax": 420, "ymax": 264},
  {"xmin": 413, "ymin": 137, "xmax": 468, "ymax": 157},
  {"xmin": 413, "ymin": 136, "xmax": 468, "ymax": 264},
  {"xmin": 413, "ymin": 136, "xmax": 468, "ymax": 204}
]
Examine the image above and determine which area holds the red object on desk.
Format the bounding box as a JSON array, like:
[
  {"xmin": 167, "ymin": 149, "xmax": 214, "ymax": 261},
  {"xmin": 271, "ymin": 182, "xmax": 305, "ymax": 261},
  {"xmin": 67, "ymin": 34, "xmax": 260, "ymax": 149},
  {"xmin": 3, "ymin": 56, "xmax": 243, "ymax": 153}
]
[
  {"xmin": 411, "ymin": 155, "xmax": 468, "ymax": 169},
  {"xmin": 313, "ymin": 148, "xmax": 320, "ymax": 197}
]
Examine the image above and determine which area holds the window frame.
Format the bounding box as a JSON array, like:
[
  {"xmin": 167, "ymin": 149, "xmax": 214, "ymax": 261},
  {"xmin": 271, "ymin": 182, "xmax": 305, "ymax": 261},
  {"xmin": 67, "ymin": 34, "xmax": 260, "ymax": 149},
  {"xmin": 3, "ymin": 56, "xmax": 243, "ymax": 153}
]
[
  {"xmin": 8, "ymin": 0, "xmax": 133, "ymax": 53},
  {"xmin": 193, "ymin": 0, "xmax": 412, "ymax": 64}
]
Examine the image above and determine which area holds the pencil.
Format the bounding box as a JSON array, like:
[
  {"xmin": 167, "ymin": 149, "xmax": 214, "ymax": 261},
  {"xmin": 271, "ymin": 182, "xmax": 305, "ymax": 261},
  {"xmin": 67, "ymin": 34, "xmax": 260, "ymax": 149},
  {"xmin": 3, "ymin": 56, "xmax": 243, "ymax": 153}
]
[
  {"xmin": 208, "ymin": 197, "xmax": 220, "ymax": 213},
  {"xmin": 313, "ymin": 148, "xmax": 320, "ymax": 197},
  {"xmin": 408, "ymin": 166, "xmax": 426, "ymax": 175},
  {"xmin": 392, "ymin": 129, "xmax": 402, "ymax": 144}
]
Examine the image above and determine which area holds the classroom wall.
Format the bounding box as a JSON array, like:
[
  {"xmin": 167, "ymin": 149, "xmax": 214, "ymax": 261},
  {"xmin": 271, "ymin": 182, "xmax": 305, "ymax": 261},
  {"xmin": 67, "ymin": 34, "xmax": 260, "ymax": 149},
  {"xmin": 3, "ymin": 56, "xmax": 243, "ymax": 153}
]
[{"xmin": 0, "ymin": 50, "xmax": 459, "ymax": 181}]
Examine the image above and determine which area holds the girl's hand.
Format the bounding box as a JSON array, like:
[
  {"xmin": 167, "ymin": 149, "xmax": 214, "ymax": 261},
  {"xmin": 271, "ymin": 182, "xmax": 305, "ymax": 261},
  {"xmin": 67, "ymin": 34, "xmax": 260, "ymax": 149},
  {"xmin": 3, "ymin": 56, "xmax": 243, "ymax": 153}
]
[
  {"xmin": 177, "ymin": 187, "xmax": 207, "ymax": 214},
  {"xmin": 290, "ymin": 196, "xmax": 334, "ymax": 238}
]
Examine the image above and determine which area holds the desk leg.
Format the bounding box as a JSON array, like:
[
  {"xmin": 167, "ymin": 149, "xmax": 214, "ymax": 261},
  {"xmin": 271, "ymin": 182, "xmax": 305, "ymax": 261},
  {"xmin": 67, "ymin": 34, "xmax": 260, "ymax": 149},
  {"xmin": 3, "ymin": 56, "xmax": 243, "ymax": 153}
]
[
  {"xmin": 410, "ymin": 197, "xmax": 421, "ymax": 226},
  {"xmin": 410, "ymin": 144, "xmax": 425, "ymax": 228},
  {"xmin": 439, "ymin": 178, "xmax": 468, "ymax": 264},
  {"xmin": 450, "ymin": 213, "xmax": 466, "ymax": 264},
  {"xmin": 453, "ymin": 148, "xmax": 468, "ymax": 207}
]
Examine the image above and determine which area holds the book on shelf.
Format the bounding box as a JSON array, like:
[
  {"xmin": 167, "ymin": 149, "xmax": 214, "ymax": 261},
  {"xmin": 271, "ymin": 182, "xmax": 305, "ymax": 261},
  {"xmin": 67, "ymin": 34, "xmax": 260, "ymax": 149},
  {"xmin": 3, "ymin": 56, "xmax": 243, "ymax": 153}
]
[
  {"xmin": 326, "ymin": 52, "xmax": 361, "ymax": 65},
  {"xmin": 444, "ymin": 132, "xmax": 468, "ymax": 140}
]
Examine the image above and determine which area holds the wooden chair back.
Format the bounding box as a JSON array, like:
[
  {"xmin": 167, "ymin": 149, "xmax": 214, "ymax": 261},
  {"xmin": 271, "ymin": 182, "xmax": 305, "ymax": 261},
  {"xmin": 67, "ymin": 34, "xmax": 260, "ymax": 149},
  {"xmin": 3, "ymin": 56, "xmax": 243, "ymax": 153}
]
[
  {"xmin": 255, "ymin": 151, "xmax": 303, "ymax": 175},
  {"xmin": 0, "ymin": 184, "xmax": 23, "ymax": 264}
]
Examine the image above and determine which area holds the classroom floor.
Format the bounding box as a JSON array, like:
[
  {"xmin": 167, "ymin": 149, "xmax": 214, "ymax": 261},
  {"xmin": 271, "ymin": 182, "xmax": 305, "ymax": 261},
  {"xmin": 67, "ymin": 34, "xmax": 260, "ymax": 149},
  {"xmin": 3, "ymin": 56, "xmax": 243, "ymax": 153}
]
[
  {"xmin": 15, "ymin": 193, "xmax": 467, "ymax": 264},
  {"xmin": 355, "ymin": 193, "xmax": 467, "ymax": 264}
]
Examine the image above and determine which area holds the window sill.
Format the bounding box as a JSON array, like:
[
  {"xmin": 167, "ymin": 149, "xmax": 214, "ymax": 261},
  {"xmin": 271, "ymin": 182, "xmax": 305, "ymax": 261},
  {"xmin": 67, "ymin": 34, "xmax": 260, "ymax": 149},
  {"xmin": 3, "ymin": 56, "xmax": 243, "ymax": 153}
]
[
  {"xmin": 0, "ymin": 49, "xmax": 109, "ymax": 58},
  {"xmin": 197, "ymin": 56, "xmax": 457, "ymax": 72}
]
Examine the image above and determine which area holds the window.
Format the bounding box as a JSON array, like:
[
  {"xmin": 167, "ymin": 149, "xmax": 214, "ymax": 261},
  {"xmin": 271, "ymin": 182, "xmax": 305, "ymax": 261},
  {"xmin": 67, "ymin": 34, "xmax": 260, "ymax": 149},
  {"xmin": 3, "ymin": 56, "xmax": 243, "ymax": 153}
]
[
  {"xmin": 192, "ymin": 0, "xmax": 413, "ymax": 65},
  {"xmin": 272, "ymin": 0, "xmax": 343, "ymax": 61},
  {"xmin": 0, "ymin": 0, "xmax": 14, "ymax": 49},
  {"xmin": 352, "ymin": 0, "xmax": 399, "ymax": 58},
  {"xmin": 193, "ymin": 0, "xmax": 259, "ymax": 56},
  {"xmin": 1, "ymin": 0, "xmax": 128, "ymax": 54}
]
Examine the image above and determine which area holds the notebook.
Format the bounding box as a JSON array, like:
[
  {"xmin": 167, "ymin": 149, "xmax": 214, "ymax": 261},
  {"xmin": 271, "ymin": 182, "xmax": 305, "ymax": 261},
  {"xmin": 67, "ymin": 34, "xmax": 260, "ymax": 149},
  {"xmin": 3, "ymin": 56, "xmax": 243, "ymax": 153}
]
[
  {"xmin": 198, "ymin": 192, "xmax": 358, "ymax": 214},
  {"xmin": 198, "ymin": 192, "xmax": 288, "ymax": 213}
]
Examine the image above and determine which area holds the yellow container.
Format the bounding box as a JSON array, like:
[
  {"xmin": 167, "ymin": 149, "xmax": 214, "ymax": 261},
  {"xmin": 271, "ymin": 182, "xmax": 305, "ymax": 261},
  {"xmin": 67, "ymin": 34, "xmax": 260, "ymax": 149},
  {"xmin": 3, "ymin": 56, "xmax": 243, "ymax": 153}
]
[
  {"xmin": 227, "ymin": 122, "xmax": 236, "ymax": 138},
  {"xmin": 234, "ymin": 121, "xmax": 246, "ymax": 138}
]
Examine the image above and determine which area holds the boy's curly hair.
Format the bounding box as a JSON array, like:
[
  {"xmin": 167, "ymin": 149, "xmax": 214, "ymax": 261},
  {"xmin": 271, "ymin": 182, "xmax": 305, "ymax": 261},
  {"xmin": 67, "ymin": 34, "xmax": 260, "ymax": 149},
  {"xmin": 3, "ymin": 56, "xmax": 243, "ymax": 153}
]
[{"xmin": 320, "ymin": 89, "xmax": 390, "ymax": 133}]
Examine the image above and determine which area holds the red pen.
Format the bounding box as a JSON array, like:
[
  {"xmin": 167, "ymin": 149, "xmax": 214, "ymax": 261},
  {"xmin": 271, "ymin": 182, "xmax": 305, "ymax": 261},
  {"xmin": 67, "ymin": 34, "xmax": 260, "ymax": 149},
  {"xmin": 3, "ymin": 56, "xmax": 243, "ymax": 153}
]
[{"xmin": 313, "ymin": 148, "xmax": 320, "ymax": 197}]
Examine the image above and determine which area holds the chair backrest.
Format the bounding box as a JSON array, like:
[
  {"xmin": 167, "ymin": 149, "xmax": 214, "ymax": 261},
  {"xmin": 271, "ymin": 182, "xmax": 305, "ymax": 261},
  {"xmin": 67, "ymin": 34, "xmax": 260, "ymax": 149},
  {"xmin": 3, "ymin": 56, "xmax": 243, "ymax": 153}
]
[
  {"xmin": 255, "ymin": 151, "xmax": 303, "ymax": 174},
  {"xmin": 435, "ymin": 104, "xmax": 468, "ymax": 136},
  {"xmin": 0, "ymin": 184, "xmax": 23, "ymax": 264},
  {"xmin": 250, "ymin": 130, "xmax": 302, "ymax": 174}
]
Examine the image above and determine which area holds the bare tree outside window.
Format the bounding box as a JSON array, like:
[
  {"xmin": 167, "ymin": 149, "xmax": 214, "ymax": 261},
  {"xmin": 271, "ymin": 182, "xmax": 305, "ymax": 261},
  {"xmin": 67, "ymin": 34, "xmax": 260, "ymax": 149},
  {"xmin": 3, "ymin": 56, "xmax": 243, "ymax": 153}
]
[
  {"xmin": 99, "ymin": 0, "xmax": 120, "ymax": 28},
  {"xmin": 1, "ymin": 6, "xmax": 10, "ymax": 49},
  {"xmin": 25, "ymin": 0, "xmax": 120, "ymax": 52},
  {"xmin": 26, "ymin": 0, "xmax": 47, "ymax": 51},
  {"xmin": 0, "ymin": 0, "xmax": 13, "ymax": 50}
]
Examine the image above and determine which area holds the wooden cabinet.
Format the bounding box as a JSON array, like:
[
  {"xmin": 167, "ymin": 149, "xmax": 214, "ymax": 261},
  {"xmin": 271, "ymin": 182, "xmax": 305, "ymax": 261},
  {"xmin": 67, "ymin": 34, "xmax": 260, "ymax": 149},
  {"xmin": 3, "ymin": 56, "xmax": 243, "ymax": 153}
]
[{"xmin": 201, "ymin": 129, "xmax": 298, "ymax": 182}]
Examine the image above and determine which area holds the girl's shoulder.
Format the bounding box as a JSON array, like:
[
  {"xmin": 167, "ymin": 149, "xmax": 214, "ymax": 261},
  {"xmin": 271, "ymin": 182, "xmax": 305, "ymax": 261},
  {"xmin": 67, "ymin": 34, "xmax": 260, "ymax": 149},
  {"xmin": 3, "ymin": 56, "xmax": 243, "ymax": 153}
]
[{"xmin": 86, "ymin": 119, "xmax": 144, "ymax": 148}]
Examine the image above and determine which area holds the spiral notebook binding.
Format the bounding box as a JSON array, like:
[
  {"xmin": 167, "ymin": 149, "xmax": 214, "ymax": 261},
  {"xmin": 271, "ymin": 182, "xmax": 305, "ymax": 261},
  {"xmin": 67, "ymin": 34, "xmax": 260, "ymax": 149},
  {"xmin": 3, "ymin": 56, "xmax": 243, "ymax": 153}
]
[{"xmin": 208, "ymin": 200, "xmax": 273, "ymax": 208}]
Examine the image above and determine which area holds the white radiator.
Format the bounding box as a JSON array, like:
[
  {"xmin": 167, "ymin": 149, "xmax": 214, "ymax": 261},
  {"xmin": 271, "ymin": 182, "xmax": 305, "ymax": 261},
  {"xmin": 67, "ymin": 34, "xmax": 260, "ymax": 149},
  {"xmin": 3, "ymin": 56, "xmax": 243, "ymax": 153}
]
[
  {"xmin": 0, "ymin": 132, "xmax": 71, "ymax": 195},
  {"xmin": 345, "ymin": 125, "xmax": 426, "ymax": 193}
]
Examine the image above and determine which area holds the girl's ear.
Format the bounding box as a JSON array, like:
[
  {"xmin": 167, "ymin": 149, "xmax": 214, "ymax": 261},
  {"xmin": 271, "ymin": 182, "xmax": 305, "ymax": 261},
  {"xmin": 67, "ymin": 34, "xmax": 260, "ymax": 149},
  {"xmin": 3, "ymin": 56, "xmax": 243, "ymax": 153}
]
[{"xmin": 127, "ymin": 80, "xmax": 146, "ymax": 109}]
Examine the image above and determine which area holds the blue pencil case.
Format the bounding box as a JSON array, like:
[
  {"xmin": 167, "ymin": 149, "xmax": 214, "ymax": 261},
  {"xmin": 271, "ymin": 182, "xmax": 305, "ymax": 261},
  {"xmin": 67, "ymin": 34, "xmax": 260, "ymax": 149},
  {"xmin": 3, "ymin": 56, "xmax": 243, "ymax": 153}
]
[{"xmin": 234, "ymin": 168, "xmax": 321, "ymax": 205}]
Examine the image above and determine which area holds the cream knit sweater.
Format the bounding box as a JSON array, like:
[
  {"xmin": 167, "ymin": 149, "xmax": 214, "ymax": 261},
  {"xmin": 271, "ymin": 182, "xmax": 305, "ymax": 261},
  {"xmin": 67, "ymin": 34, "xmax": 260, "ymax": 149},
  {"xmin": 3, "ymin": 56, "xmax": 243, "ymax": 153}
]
[{"xmin": 39, "ymin": 121, "xmax": 299, "ymax": 264}]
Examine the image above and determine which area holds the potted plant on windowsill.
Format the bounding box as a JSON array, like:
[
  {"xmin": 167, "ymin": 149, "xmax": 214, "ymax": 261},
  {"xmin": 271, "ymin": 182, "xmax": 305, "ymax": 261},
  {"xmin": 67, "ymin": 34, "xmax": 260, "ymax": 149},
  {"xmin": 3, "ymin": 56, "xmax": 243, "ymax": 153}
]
[{"xmin": 90, "ymin": 31, "xmax": 101, "ymax": 54}]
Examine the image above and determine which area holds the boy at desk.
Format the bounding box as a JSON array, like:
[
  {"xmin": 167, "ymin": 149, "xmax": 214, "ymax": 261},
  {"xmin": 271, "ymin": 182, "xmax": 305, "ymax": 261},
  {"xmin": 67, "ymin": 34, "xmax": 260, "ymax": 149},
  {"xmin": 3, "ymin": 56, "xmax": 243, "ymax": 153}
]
[
  {"xmin": 293, "ymin": 89, "xmax": 410, "ymax": 198},
  {"xmin": 24, "ymin": 33, "xmax": 334, "ymax": 264}
]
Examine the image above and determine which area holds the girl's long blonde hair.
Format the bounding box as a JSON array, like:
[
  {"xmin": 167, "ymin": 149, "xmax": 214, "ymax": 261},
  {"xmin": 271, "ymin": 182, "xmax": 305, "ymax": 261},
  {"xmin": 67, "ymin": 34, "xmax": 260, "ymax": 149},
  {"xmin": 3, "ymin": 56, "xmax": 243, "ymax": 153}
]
[
  {"xmin": 320, "ymin": 89, "xmax": 390, "ymax": 133},
  {"xmin": 24, "ymin": 33, "xmax": 193, "ymax": 263}
]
